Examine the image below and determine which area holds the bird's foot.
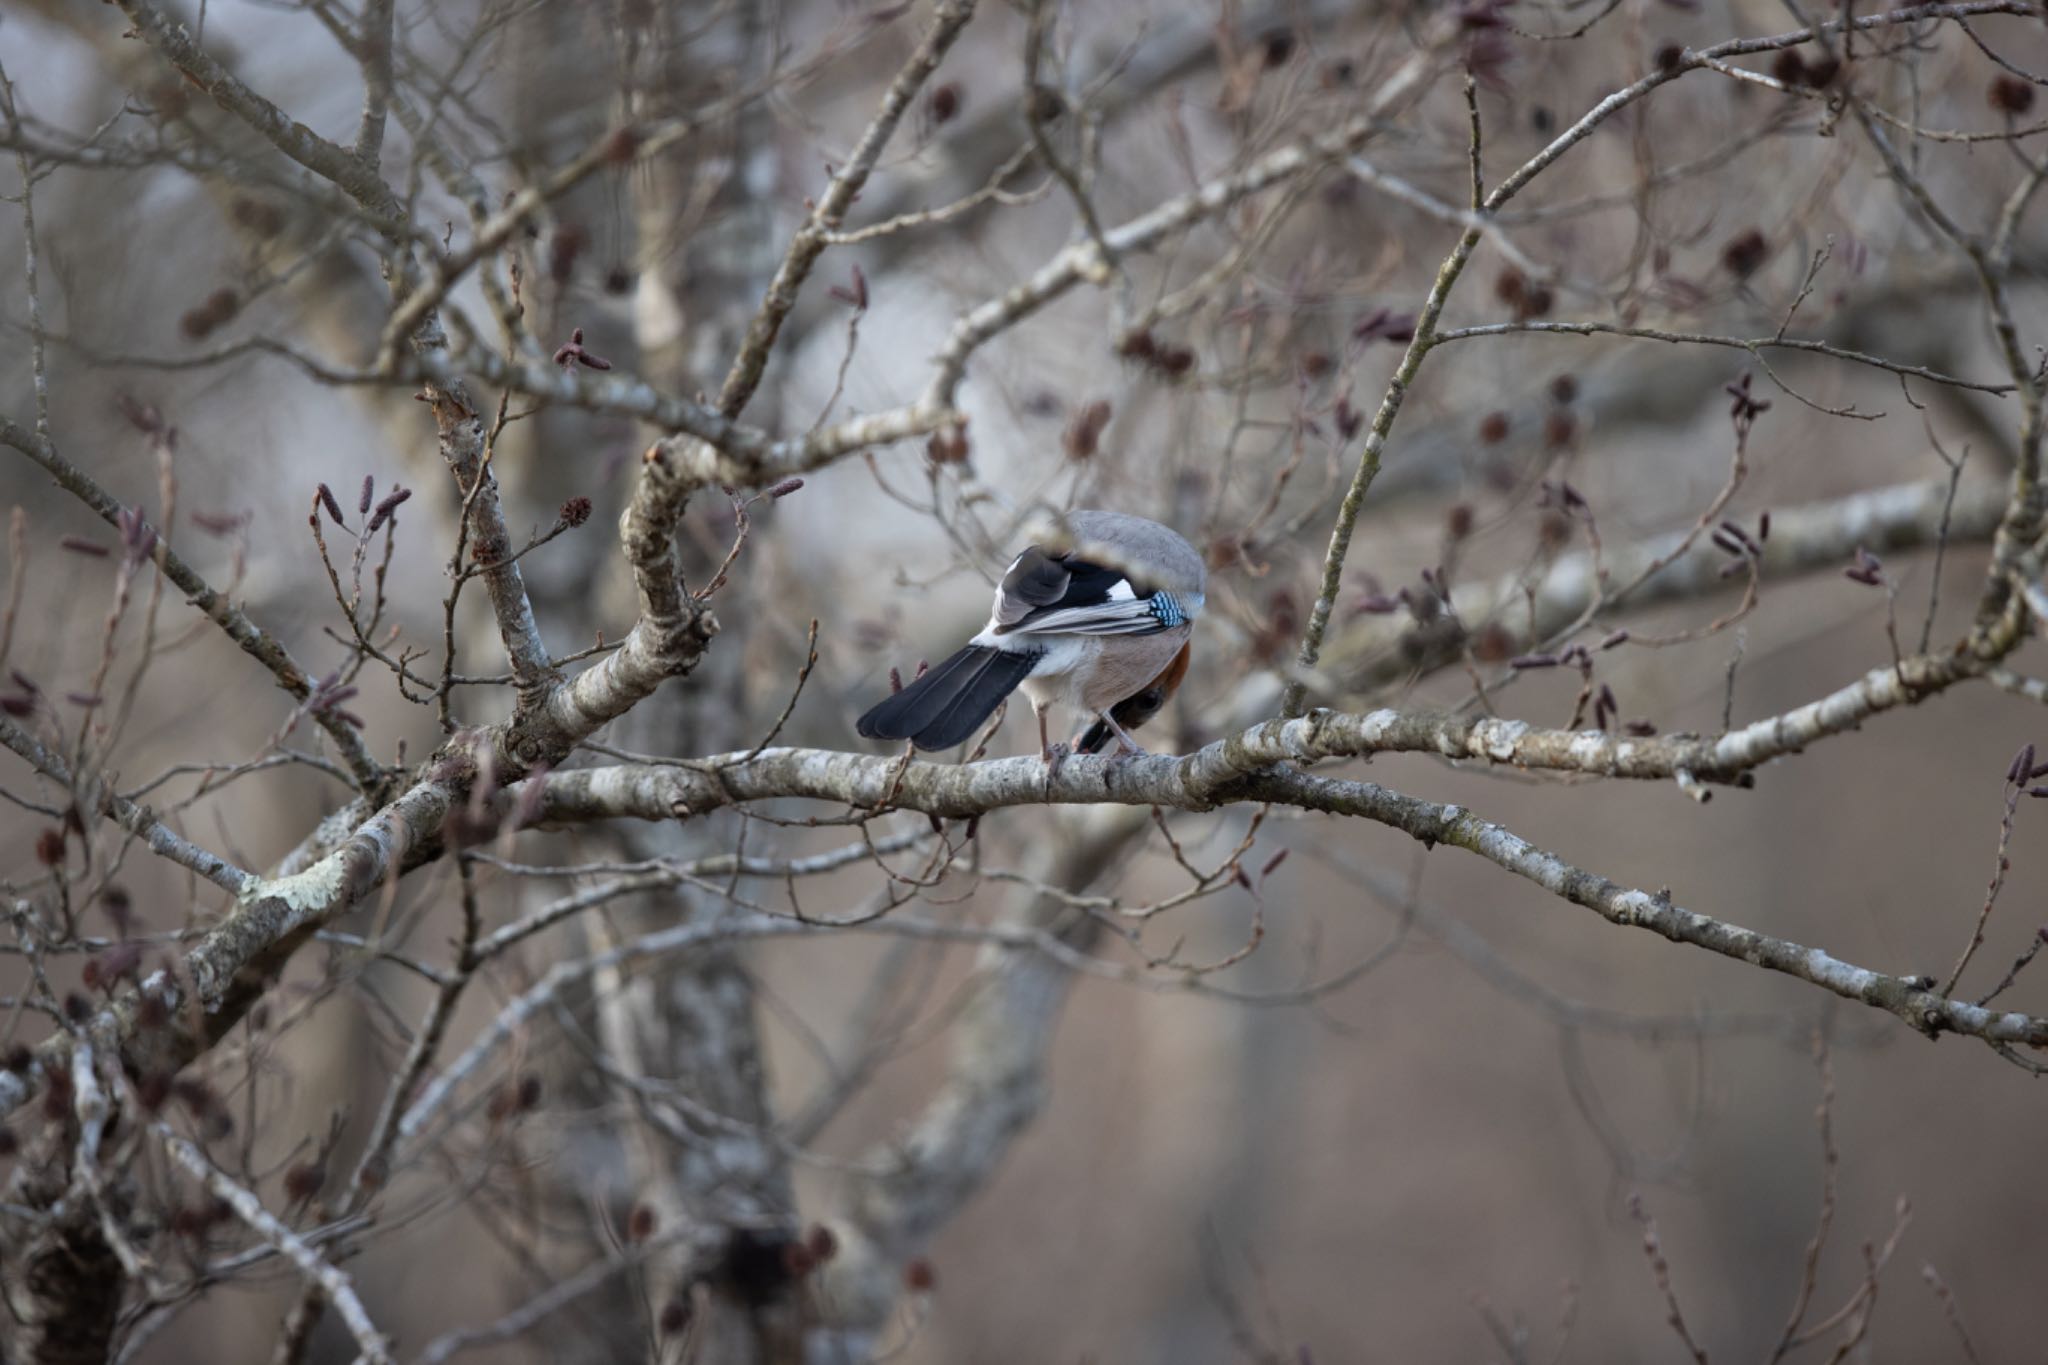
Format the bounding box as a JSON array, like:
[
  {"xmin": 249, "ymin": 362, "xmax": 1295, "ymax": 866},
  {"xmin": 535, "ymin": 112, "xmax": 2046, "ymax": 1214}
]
[{"xmin": 1040, "ymin": 741, "xmax": 1071, "ymax": 797}]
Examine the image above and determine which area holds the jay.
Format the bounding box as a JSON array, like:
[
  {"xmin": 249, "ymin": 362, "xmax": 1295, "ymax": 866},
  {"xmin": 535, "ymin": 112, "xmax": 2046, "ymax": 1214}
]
[{"xmin": 857, "ymin": 511, "xmax": 1203, "ymax": 761}]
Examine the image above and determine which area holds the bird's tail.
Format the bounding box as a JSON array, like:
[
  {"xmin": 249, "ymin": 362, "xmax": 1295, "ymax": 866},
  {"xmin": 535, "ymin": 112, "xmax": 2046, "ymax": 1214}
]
[
  {"xmin": 856, "ymin": 646, "xmax": 1040, "ymax": 751},
  {"xmin": 1074, "ymin": 715, "xmax": 1118, "ymax": 755}
]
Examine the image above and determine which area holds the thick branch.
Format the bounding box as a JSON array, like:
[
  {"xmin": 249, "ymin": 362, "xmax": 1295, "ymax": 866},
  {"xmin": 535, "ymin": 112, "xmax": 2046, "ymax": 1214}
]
[
  {"xmin": 0, "ymin": 744, "xmax": 464, "ymax": 1123},
  {"xmin": 532, "ymin": 646, "xmax": 1983, "ymax": 820}
]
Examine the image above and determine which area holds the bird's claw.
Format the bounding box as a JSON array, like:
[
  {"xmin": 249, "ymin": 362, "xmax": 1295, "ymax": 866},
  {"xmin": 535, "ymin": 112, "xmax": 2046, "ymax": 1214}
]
[{"xmin": 1040, "ymin": 741, "xmax": 1070, "ymax": 797}]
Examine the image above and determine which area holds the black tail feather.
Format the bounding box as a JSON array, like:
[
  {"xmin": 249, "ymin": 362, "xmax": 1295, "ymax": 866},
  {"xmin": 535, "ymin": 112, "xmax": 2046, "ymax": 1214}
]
[
  {"xmin": 857, "ymin": 646, "xmax": 1039, "ymax": 751},
  {"xmin": 1075, "ymin": 717, "xmax": 1116, "ymax": 754}
]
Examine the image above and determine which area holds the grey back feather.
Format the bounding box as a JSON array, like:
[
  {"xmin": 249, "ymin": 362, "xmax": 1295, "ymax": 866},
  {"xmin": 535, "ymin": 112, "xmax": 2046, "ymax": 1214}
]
[{"xmin": 1048, "ymin": 510, "xmax": 1206, "ymax": 596}]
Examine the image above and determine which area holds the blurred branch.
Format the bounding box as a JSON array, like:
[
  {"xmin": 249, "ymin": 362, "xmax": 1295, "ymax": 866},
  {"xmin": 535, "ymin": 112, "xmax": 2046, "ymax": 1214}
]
[
  {"xmin": 108, "ymin": 0, "xmax": 408, "ymax": 235},
  {"xmin": 412, "ymin": 1226, "xmax": 714, "ymax": 1365},
  {"xmin": 417, "ymin": 322, "xmax": 556, "ymax": 705},
  {"xmin": 372, "ymin": 88, "xmax": 763, "ymax": 369},
  {"xmin": 1362, "ymin": 263, "xmax": 2025, "ymax": 511},
  {"xmin": 922, "ymin": 20, "xmax": 1457, "ymax": 418},
  {"xmin": 154, "ymin": 1117, "xmax": 393, "ymax": 1365},
  {"xmin": 383, "ymin": 909, "xmax": 1139, "ymax": 1166},
  {"xmin": 0, "ymin": 414, "xmax": 384, "ymax": 790},
  {"xmin": 352, "ymin": 0, "xmax": 396, "ymax": 165},
  {"xmin": 1823, "ymin": 8, "xmax": 2048, "ymax": 643},
  {"xmin": 1328, "ymin": 474, "xmax": 2008, "ymax": 689},
  {"xmin": 4, "ymin": 1144, "xmax": 124, "ymax": 1365},
  {"xmin": 473, "ymin": 830, "xmax": 928, "ymax": 959},
  {"xmin": 112, "ymin": 3, "xmax": 555, "ymax": 706},
  {"xmin": 715, "ymin": 0, "xmax": 978, "ymax": 419},
  {"xmin": 551, "ymin": 19, "xmax": 1462, "ymax": 517},
  {"xmin": 420, "ymin": 305, "xmax": 952, "ymax": 466},
  {"xmin": 1316, "ymin": 843, "xmax": 1830, "ymax": 1042},
  {"xmin": 823, "ymin": 809, "xmax": 1145, "ymax": 1348},
  {"xmin": 1430, "ymin": 320, "xmax": 2016, "ymax": 395},
  {"xmin": 847, "ymin": 0, "xmax": 1357, "ymax": 251},
  {"xmin": 1986, "ymin": 667, "xmax": 2048, "ymax": 703},
  {"xmin": 439, "ymin": 12, "xmax": 1453, "ymax": 503},
  {"xmin": 1290, "ymin": 0, "xmax": 2039, "ymax": 715},
  {"xmin": 1289, "ymin": 77, "xmax": 1486, "ymax": 715},
  {"xmin": 1345, "ymin": 154, "xmax": 1561, "ymax": 290},
  {"xmin": 0, "ymin": 712, "xmax": 250, "ymax": 893}
]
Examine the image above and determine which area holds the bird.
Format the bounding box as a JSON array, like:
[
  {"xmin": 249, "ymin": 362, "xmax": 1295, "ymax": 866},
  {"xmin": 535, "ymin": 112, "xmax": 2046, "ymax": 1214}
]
[{"xmin": 856, "ymin": 510, "xmax": 1204, "ymax": 763}]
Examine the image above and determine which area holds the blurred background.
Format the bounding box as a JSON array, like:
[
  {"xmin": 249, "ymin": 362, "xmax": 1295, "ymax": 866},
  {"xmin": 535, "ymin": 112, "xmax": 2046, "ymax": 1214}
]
[{"xmin": 4, "ymin": 0, "xmax": 2048, "ymax": 1359}]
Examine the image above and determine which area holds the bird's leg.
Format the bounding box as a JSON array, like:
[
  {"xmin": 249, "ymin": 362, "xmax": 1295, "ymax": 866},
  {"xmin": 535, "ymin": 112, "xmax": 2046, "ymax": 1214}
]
[
  {"xmin": 1036, "ymin": 703, "xmax": 1068, "ymax": 796},
  {"xmin": 1095, "ymin": 708, "xmax": 1150, "ymax": 757}
]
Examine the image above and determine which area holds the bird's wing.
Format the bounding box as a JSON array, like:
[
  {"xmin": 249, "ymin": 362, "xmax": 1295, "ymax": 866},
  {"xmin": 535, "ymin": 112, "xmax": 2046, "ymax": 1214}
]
[
  {"xmin": 1004, "ymin": 596, "xmax": 1188, "ymax": 636},
  {"xmin": 989, "ymin": 546, "xmax": 1073, "ymax": 627},
  {"xmin": 989, "ymin": 545, "xmax": 1189, "ymax": 638}
]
